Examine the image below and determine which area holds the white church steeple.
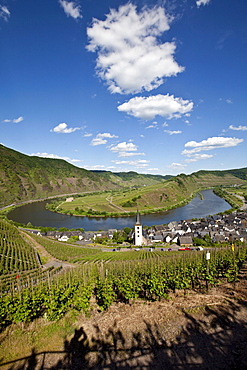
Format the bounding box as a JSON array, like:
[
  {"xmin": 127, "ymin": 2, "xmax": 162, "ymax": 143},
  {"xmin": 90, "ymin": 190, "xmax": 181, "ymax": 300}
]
[{"xmin": 134, "ymin": 209, "xmax": 143, "ymax": 246}]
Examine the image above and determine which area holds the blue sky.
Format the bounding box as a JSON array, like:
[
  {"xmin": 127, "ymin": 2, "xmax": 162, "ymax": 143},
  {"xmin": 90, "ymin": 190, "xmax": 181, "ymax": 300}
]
[{"xmin": 0, "ymin": 0, "xmax": 246, "ymax": 176}]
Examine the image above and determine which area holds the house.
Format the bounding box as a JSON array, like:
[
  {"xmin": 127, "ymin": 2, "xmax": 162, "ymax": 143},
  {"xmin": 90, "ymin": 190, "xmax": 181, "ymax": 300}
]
[
  {"xmin": 178, "ymin": 236, "xmax": 193, "ymax": 247},
  {"xmin": 212, "ymin": 234, "xmax": 226, "ymax": 243},
  {"xmin": 151, "ymin": 234, "xmax": 164, "ymax": 243},
  {"xmin": 58, "ymin": 235, "xmax": 69, "ymax": 242}
]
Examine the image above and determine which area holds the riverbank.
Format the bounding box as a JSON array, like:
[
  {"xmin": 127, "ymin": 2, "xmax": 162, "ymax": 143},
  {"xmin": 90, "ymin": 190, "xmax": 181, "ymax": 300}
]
[{"xmin": 6, "ymin": 190, "xmax": 232, "ymax": 231}]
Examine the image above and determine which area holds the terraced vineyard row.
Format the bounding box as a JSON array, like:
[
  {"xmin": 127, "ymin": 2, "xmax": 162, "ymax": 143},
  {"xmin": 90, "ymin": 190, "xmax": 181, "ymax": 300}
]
[{"xmin": 0, "ymin": 219, "xmax": 39, "ymax": 275}]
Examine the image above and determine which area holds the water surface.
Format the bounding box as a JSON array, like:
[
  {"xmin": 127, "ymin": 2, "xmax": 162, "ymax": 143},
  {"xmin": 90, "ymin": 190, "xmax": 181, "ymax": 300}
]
[{"xmin": 8, "ymin": 189, "xmax": 231, "ymax": 231}]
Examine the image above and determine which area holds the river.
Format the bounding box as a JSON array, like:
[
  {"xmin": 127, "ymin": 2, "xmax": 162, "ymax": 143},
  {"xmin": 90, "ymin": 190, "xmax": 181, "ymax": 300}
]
[{"xmin": 7, "ymin": 189, "xmax": 231, "ymax": 231}]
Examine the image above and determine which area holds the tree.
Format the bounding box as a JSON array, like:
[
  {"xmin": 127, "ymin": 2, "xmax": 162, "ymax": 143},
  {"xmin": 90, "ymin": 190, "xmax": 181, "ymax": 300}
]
[{"xmin": 112, "ymin": 231, "xmax": 126, "ymax": 244}]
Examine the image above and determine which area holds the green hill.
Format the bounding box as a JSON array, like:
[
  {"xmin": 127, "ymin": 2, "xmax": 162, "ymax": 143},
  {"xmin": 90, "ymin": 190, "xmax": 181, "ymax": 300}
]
[
  {"xmin": 58, "ymin": 170, "xmax": 247, "ymax": 217},
  {"xmin": 91, "ymin": 170, "xmax": 171, "ymax": 187},
  {"xmin": 0, "ymin": 145, "xmax": 167, "ymax": 208}
]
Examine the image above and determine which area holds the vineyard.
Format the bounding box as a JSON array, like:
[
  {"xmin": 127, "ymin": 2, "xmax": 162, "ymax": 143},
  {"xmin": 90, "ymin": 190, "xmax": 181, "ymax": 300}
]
[
  {"xmin": 1, "ymin": 218, "xmax": 247, "ymax": 333},
  {"xmin": 0, "ymin": 219, "xmax": 39, "ymax": 274},
  {"xmin": 27, "ymin": 232, "xmax": 102, "ymax": 262}
]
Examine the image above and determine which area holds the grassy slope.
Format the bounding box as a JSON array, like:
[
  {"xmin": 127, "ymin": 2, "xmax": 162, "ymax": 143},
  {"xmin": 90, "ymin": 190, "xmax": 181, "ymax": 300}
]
[{"xmin": 59, "ymin": 171, "xmax": 247, "ymax": 216}]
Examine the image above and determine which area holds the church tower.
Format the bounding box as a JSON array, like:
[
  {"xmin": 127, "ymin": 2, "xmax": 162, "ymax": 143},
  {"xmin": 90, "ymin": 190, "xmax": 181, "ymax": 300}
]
[{"xmin": 134, "ymin": 210, "xmax": 143, "ymax": 246}]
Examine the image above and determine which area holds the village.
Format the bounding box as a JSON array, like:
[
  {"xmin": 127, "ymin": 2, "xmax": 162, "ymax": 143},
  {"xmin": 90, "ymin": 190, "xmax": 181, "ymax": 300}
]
[{"xmin": 32, "ymin": 210, "xmax": 247, "ymax": 251}]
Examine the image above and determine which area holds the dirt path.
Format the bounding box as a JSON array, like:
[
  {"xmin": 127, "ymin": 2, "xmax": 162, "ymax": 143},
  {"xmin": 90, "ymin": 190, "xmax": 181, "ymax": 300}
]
[
  {"xmin": 106, "ymin": 195, "xmax": 128, "ymax": 213},
  {"xmin": 20, "ymin": 230, "xmax": 75, "ymax": 270}
]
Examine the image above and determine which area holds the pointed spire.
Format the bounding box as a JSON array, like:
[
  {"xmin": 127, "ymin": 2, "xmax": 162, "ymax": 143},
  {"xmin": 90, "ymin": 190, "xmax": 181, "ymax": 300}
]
[{"xmin": 136, "ymin": 209, "xmax": 141, "ymax": 225}]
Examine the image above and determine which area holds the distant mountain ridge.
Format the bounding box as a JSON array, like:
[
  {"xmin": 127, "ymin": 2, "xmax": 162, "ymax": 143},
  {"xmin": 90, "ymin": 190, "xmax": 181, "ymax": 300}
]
[{"xmin": 0, "ymin": 144, "xmax": 246, "ymax": 209}]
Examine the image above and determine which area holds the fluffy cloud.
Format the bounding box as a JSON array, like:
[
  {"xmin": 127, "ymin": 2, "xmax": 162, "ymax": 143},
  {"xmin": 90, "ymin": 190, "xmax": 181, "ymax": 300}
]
[
  {"xmin": 59, "ymin": 1, "xmax": 82, "ymax": 19},
  {"xmin": 0, "ymin": 6, "xmax": 10, "ymax": 21},
  {"xmin": 87, "ymin": 4, "xmax": 184, "ymax": 94},
  {"xmin": 90, "ymin": 132, "xmax": 118, "ymax": 146},
  {"xmin": 110, "ymin": 142, "xmax": 138, "ymax": 152},
  {"xmin": 182, "ymin": 136, "xmax": 243, "ymax": 156},
  {"xmin": 2, "ymin": 116, "xmax": 23, "ymax": 123},
  {"xmin": 50, "ymin": 123, "xmax": 81, "ymax": 133},
  {"xmin": 32, "ymin": 152, "xmax": 81, "ymax": 164},
  {"xmin": 118, "ymin": 94, "xmax": 193, "ymax": 120},
  {"xmin": 196, "ymin": 0, "xmax": 211, "ymax": 7},
  {"xmin": 112, "ymin": 159, "xmax": 150, "ymax": 168},
  {"xmin": 184, "ymin": 154, "xmax": 213, "ymax": 163},
  {"xmin": 229, "ymin": 125, "xmax": 247, "ymax": 131},
  {"xmin": 164, "ymin": 130, "xmax": 182, "ymax": 135}
]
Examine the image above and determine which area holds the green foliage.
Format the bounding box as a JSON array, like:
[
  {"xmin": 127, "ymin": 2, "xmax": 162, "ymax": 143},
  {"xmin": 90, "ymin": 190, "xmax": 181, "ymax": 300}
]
[
  {"xmin": 112, "ymin": 231, "xmax": 128, "ymax": 244},
  {"xmin": 0, "ymin": 219, "xmax": 39, "ymax": 275},
  {"xmin": 95, "ymin": 278, "xmax": 117, "ymax": 310},
  {"xmin": 0, "ymin": 245, "xmax": 246, "ymax": 329}
]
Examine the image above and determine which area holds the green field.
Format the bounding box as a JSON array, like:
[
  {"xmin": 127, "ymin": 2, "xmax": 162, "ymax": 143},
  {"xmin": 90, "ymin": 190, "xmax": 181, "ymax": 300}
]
[{"xmin": 52, "ymin": 179, "xmax": 196, "ymax": 216}]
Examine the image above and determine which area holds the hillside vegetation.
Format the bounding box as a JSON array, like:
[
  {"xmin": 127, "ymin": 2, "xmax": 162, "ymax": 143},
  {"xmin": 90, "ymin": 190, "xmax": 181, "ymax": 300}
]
[
  {"xmin": 0, "ymin": 145, "xmax": 166, "ymax": 208},
  {"xmin": 1, "ymin": 144, "xmax": 246, "ymax": 213},
  {"xmin": 57, "ymin": 171, "xmax": 246, "ymax": 217}
]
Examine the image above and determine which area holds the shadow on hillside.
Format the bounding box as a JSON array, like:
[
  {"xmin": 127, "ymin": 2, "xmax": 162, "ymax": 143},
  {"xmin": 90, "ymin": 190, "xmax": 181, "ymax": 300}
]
[{"xmin": 1, "ymin": 299, "xmax": 247, "ymax": 369}]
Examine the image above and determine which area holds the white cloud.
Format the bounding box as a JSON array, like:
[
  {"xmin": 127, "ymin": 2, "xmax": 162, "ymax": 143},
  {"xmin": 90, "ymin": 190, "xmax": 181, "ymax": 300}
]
[
  {"xmin": 86, "ymin": 4, "xmax": 184, "ymax": 94},
  {"xmin": 2, "ymin": 116, "xmax": 23, "ymax": 123},
  {"xmin": 59, "ymin": 1, "xmax": 82, "ymax": 19},
  {"xmin": 182, "ymin": 136, "xmax": 243, "ymax": 156},
  {"xmin": 229, "ymin": 125, "xmax": 247, "ymax": 131},
  {"xmin": 196, "ymin": 0, "xmax": 211, "ymax": 7},
  {"xmin": 90, "ymin": 132, "xmax": 118, "ymax": 146},
  {"xmin": 83, "ymin": 132, "xmax": 93, "ymax": 137},
  {"xmin": 118, "ymin": 152, "xmax": 145, "ymax": 158},
  {"xmin": 112, "ymin": 159, "xmax": 150, "ymax": 168},
  {"xmin": 145, "ymin": 122, "xmax": 158, "ymax": 129},
  {"xmin": 32, "ymin": 152, "xmax": 81, "ymax": 164},
  {"xmin": 164, "ymin": 130, "xmax": 182, "ymax": 135},
  {"xmin": 0, "ymin": 6, "xmax": 10, "ymax": 21},
  {"xmin": 167, "ymin": 163, "xmax": 187, "ymax": 170},
  {"xmin": 110, "ymin": 141, "xmax": 138, "ymax": 152},
  {"xmin": 184, "ymin": 154, "xmax": 213, "ymax": 163},
  {"xmin": 118, "ymin": 94, "xmax": 193, "ymax": 120},
  {"xmin": 13, "ymin": 116, "xmax": 24, "ymax": 123},
  {"xmin": 50, "ymin": 123, "xmax": 81, "ymax": 133},
  {"xmin": 84, "ymin": 164, "xmax": 116, "ymax": 171},
  {"xmin": 226, "ymin": 99, "xmax": 233, "ymax": 104}
]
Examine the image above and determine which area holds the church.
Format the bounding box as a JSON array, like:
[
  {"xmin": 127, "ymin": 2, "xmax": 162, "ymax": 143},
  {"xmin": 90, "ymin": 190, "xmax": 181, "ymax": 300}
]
[{"xmin": 134, "ymin": 210, "xmax": 146, "ymax": 246}]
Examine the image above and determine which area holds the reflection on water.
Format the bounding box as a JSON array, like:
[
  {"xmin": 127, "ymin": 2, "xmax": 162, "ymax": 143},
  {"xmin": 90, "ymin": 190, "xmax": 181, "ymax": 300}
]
[{"xmin": 8, "ymin": 189, "xmax": 231, "ymax": 231}]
